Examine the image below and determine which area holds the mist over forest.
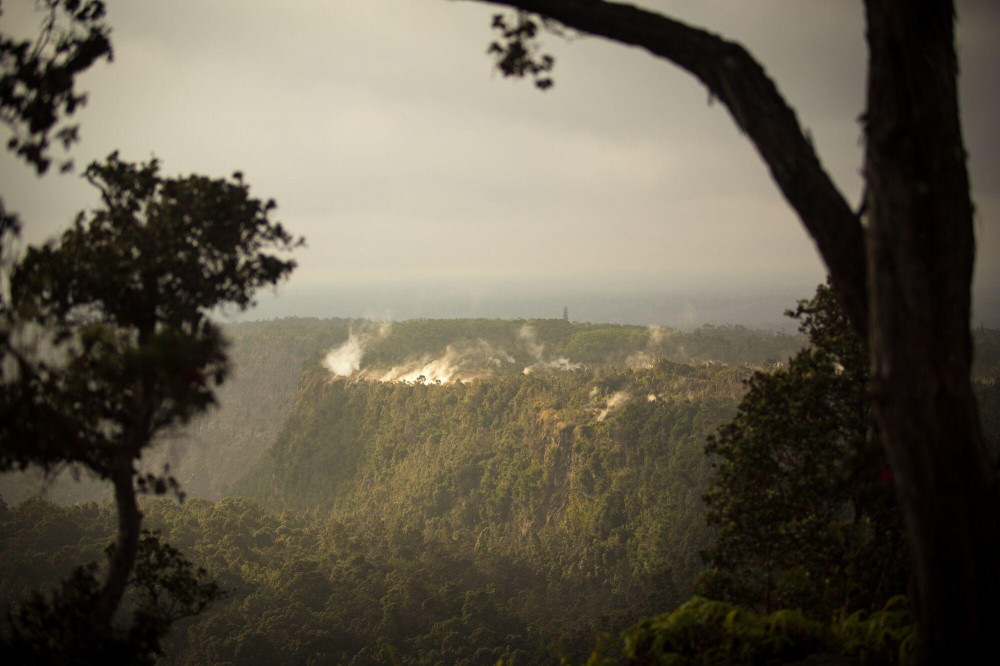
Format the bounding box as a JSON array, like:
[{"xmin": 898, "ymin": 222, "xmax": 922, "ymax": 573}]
[
  {"xmin": 1, "ymin": 314, "xmax": 810, "ymax": 505},
  {"xmin": 3, "ymin": 310, "xmax": 999, "ymax": 663}
]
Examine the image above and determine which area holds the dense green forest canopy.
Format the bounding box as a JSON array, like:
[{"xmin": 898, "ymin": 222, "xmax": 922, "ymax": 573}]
[{"xmin": 2, "ymin": 361, "xmax": 735, "ymax": 663}]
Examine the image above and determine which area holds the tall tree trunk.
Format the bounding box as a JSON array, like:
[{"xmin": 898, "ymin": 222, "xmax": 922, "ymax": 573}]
[
  {"xmin": 864, "ymin": 1, "xmax": 998, "ymax": 662},
  {"xmin": 91, "ymin": 453, "xmax": 142, "ymax": 632},
  {"xmin": 466, "ymin": 1, "xmax": 997, "ymax": 660}
]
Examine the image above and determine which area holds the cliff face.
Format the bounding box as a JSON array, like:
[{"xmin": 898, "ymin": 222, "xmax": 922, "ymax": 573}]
[
  {"xmin": 1, "ymin": 317, "xmax": 805, "ymax": 507},
  {"xmin": 234, "ymin": 359, "xmax": 751, "ymax": 603}
]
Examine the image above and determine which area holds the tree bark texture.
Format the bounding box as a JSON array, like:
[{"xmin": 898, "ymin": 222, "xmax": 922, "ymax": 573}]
[
  {"xmin": 864, "ymin": 1, "xmax": 997, "ymax": 662},
  {"xmin": 465, "ymin": 0, "xmax": 997, "ymax": 661}
]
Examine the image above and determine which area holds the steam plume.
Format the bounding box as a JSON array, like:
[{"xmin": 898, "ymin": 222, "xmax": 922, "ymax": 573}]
[
  {"xmin": 518, "ymin": 324, "xmax": 582, "ymax": 374},
  {"xmin": 597, "ymin": 390, "xmax": 630, "ymax": 421},
  {"xmin": 323, "ymin": 333, "xmax": 363, "ymax": 377}
]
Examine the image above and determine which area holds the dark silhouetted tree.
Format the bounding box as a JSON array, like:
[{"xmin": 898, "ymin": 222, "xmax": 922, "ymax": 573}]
[
  {"xmin": 1, "ymin": 530, "xmax": 222, "ymax": 664},
  {"xmin": 699, "ymin": 283, "xmax": 908, "ymax": 620},
  {"xmin": 0, "ymin": 0, "xmax": 112, "ymax": 174},
  {"xmin": 0, "ymin": 4, "xmax": 284, "ymax": 659},
  {"xmin": 0, "ymin": 153, "xmax": 301, "ymax": 657}
]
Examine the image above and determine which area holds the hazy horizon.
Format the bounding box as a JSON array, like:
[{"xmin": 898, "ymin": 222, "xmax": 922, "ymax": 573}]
[
  {"xmin": 220, "ymin": 279, "xmax": 1000, "ymax": 332},
  {"xmin": 3, "ymin": 1, "xmax": 998, "ymax": 330},
  {"xmin": 3, "ymin": 1, "xmax": 998, "ymax": 319}
]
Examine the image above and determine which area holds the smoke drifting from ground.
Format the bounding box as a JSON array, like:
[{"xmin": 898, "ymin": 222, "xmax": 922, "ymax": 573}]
[
  {"xmin": 522, "ymin": 357, "xmax": 581, "ymax": 375},
  {"xmin": 597, "ymin": 390, "xmax": 631, "ymax": 421},
  {"xmin": 323, "ymin": 322, "xmax": 585, "ymax": 384},
  {"xmin": 323, "ymin": 332, "xmax": 364, "ymax": 377},
  {"xmin": 519, "ymin": 325, "xmax": 582, "ymax": 375},
  {"xmin": 322, "ymin": 323, "xmax": 392, "ymax": 378},
  {"xmin": 625, "ymin": 351, "xmax": 656, "ymax": 369},
  {"xmin": 375, "ymin": 340, "xmax": 520, "ymax": 384},
  {"xmin": 378, "ymin": 346, "xmax": 461, "ymax": 384}
]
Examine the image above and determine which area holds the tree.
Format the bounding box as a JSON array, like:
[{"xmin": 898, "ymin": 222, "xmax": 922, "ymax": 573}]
[
  {"xmin": 1, "ymin": 0, "xmax": 114, "ymax": 316},
  {"xmin": 0, "ymin": 152, "xmax": 302, "ymax": 655},
  {"xmin": 699, "ymin": 283, "xmax": 908, "ymax": 620},
  {"xmin": 463, "ymin": 2, "xmax": 994, "ymax": 661},
  {"xmin": 0, "ymin": 0, "xmax": 112, "ymax": 175},
  {"xmin": 1, "ymin": 2, "xmax": 299, "ymax": 657},
  {"xmin": 1, "ymin": 0, "xmax": 113, "ymax": 336}
]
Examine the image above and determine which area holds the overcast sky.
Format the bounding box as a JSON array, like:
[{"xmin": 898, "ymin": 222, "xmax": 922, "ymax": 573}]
[{"xmin": 2, "ymin": 0, "xmax": 998, "ymax": 325}]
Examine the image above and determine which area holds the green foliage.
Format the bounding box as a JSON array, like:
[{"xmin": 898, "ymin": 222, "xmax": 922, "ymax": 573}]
[
  {"xmin": 0, "ymin": 317, "xmax": 807, "ymax": 505},
  {"xmin": 357, "ymin": 318, "xmax": 803, "ymax": 373},
  {"xmin": 619, "ymin": 597, "xmax": 828, "ymax": 665},
  {"xmin": 0, "ymin": 333, "xmax": 773, "ymax": 662},
  {"xmin": 0, "ymin": 487, "xmax": 919, "ymax": 666},
  {"xmin": 161, "ymin": 317, "xmax": 356, "ymax": 499},
  {"xmin": 837, "ymin": 596, "xmax": 915, "ymax": 666},
  {"xmin": 581, "ymin": 595, "xmax": 915, "ymax": 665},
  {"xmin": 700, "ymin": 286, "xmax": 909, "ymax": 619},
  {"xmin": 2, "ymin": 311, "xmax": 997, "ymax": 663},
  {"xmin": 2, "ymin": 152, "xmax": 301, "ymax": 478},
  {"xmin": 563, "ymin": 328, "xmax": 649, "ymax": 365},
  {"xmin": 228, "ymin": 359, "xmax": 749, "ymax": 662},
  {"xmin": 1, "ymin": 527, "xmax": 223, "ymax": 664},
  {"xmin": 14, "ymin": 153, "xmax": 301, "ymax": 333},
  {"xmin": 699, "ymin": 284, "xmax": 908, "ymax": 619},
  {"xmin": 130, "ymin": 529, "xmax": 225, "ymax": 626},
  {"xmin": 0, "ymin": 497, "xmax": 548, "ymax": 664}
]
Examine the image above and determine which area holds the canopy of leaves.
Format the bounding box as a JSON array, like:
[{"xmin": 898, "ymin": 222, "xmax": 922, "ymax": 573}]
[
  {"xmin": 1, "ymin": 153, "xmax": 301, "ymax": 478},
  {"xmin": 3, "ymin": 316, "xmax": 998, "ymax": 663},
  {"xmin": 0, "ymin": 152, "xmax": 298, "ymax": 658},
  {"xmin": 601, "ymin": 595, "xmax": 915, "ymax": 666},
  {"xmin": 0, "ymin": 0, "xmax": 112, "ymax": 174},
  {"xmin": 699, "ymin": 284, "xmax": 908, "ymax": 619}
]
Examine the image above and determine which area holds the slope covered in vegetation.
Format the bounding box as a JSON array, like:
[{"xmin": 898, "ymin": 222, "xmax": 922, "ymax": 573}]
[
  {"xmin": 2, "ymin": 318, "xmax": 997, "ymax": 664},
  {"xmin": 2, "ymin": 361, "xmax": 749, "ymax": 664},
  {"xmin": 0, "ymin": 318, "xmax": 803, "ymax": 505}
]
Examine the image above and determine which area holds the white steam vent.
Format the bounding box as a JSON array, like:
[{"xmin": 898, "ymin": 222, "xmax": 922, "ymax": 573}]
[{"xmin": 323, "ymin": 333, "xmax": 364, "ymax": 377}]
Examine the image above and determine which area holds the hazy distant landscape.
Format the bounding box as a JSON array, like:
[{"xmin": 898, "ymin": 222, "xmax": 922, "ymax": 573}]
[
  {"xmin": 1, "ymin": 313, "xmax": 810, "ymax": 505},
  {"xmin": 226, "ymin": 283, "xmax": 1000, "ymax": 331},
  {"xmin": 3, "ymin": 311, "xmax": 998, "ymax": 663},
  {"xmin": 3, "ymin": 0, "xmax": 1000, "ymax": 663}
]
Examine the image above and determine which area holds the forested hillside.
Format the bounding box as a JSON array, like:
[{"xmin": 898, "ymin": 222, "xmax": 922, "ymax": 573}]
[
  {"xmin": 0, "ymin": 318, "xmax": 803, "ymax": 505},
  {"xmin": 2, "ymin": 361, "xmax": 752, "ymax": 664},
  {"xmin": 2, "ymin": 318, "xmax": 998, "ymax": 663}
]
